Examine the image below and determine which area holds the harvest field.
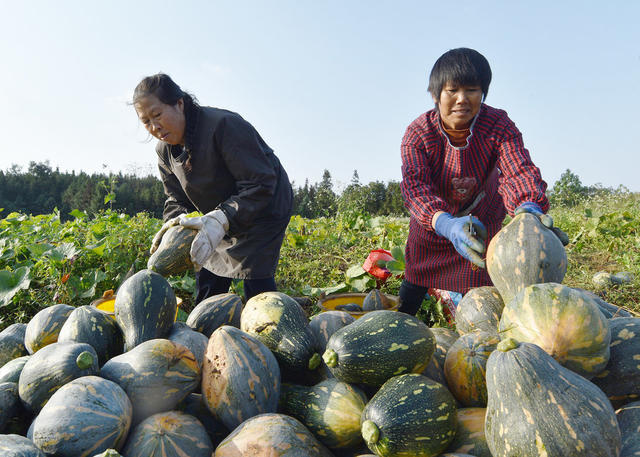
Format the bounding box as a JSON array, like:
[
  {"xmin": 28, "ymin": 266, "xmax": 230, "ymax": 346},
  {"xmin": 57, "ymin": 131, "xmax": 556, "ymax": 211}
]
[{"xmin": 0, "ymin": 191, "xmax": 638, "ymax": 329}]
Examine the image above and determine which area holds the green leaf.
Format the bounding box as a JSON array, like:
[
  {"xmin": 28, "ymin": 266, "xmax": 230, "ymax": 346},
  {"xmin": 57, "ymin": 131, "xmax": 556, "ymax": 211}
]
[
  {"xmin": 346, "ymin": 276, "xmax": 374, "ymax": 292},
  {"xmin": 301, "ymin": 283, "xmax": 348, "ymax": 296},
  {"xmin": 584, "ymin": 208, "xmax": 593, "ymax": 218},
  {"xmin": 88, "ymin": 243, "xmax": 107, "ymax": 257},
  {"xmin": 385, "ymin": 260, "xmax": 405, "ymax": 275},
  {"xmin": 27, "ymin": 243, "xmax": 56, "ymax": 257},
  {"xmin": 51, "ymin": 242, "xmax": 81, "ymax": 261},
  {"xmin": 0, "ymin": 266, "xmax": 31, "ymax": 307},
  {"xmin": 390, "ymin": 245, "xmax": 405, "ymax": 262},
  {"xmin": 69, "ymin": 209, "xmax": 87, "ymax": 219},
  {"xmin": 346, "ymin": 264, "xmax": 367, "ymax": 279}
]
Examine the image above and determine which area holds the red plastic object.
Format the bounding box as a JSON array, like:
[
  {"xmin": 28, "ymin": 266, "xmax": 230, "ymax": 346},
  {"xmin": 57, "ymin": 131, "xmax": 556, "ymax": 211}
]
[
  {"xmin": 362, "ymin": 249, "xmax": 395, "ymax": 281},
  {"xmin": 428, "ymin": 288, "xmax": 457, "ymax": 322}
]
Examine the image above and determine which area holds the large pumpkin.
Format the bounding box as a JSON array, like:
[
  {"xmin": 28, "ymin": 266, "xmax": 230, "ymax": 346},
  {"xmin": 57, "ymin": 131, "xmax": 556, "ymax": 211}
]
[
  {"xmin": 592, "ymin": 317, "xmax": 640, "ymax": 408},
  {"xmin": 57, "ymin": 305, "xmax": 124, "ymax": 366},
  {"xmin": 178, "ymin": 393, "xmax": 229, "ymax": 448},
  {"xmin": 486, "ymin": 212, "xmax": 567, "ymax": 304},
  {"xmin": 323, "ymin": 310, "xmax": 435, "ymax": 387},
  {"xmin": 240, "ymin": 291, "xmax": 321, "ymax": 375},
  {"xmin": 100, "ymin": 338, "xmax": 200, "ymax": 425},
  {"xmin": 19, "ymin": 341, "xmax": 99, "ymax": 413},
  {"xmin": 421, "ymin": 326, "xmax": 459, "ymax": 388},
  {"xmin": 31, "ymin": 375, "xmax": 131, "ymax": 457},
  {"xmin": 0, "ymin": 323, "xmax": 28, "ymax": 368},
  {"xmin": 455, "ymin": 286, "xmax": 504, "ymax": 335},
  {"xmin": 114, "ymin": 269, "xmax": 176, "ymax": 351},
  {"xmin": 445, "ymin": 407, "xmax": 491, "ymax": 457},
  {"xmin": 167, "ymin": 322, "xmax": 208, "ymax": 369},
  {"xmin": 309, "ymin": 310, "xmax": 355, "ymax": 353},
  {"xmin": 122, "ymin": 411, "xmax": 213, "ymax": 457},
  {"xmin": 201, "ymin": 325, "xmax": 280, "ymax": 431},
  {"xmin": 499, "ymin": 282, "xmax": 611, "ymax": 378},
  {"xmin": 279, "ymin": 378, "xmax": 367, "ymax": 450},
  {"xmin": 0, "ymin": 434, "xmax": 47, "ymax": 457},
  {"xmin": 0, "ymin": 382, "xmax": 20, "ymax": 433},
  {"xmin": 24, "ymin": 304, "xmax": 74, "ymax": 354},
  {"xmin": 186, "ymin": 293, "xmax": 243, "ymax": 337},
  {"xmin": 484, "ymin": 338, "xmax": 621, "ymax": 457},
  {"xmin": 616, "ymin": 400, "xmax": 640, "ymax": 457},
  {"xmin": 147, "ymin": 224, "xmax": 197, "ymax": 276},
  {"xmin": 214, "ymin": 413, "xmax": 334, "ymax": 457},
  {"xmin": 444, "ymin": 331, "xmax": 499, "ymax": 407},
  {"xmin": 361, "ymin": 373, "xmax": 458, "ymax": 457},
  {"xmin": 0, "ymin": 355, "xmax": 29, "ymax": 384}
]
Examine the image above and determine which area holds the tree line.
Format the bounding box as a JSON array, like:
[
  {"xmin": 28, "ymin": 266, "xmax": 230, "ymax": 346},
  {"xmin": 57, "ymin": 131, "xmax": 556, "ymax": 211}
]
[{"xmin": 0, "ymin": 162, "xmax": 408, "ymax": 220}]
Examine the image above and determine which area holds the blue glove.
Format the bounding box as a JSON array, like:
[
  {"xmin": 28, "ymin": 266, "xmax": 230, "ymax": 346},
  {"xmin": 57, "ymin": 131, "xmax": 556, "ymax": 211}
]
[
  {"xmin": 514, "ymin": 201, "xmax": 569, "ymax": 246},
  {"xmin": 434, "ymin": 213, "xmax": 488, "ymax": 268}
]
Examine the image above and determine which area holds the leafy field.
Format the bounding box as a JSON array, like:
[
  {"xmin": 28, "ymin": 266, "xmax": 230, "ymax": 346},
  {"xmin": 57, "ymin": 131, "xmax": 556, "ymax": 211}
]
[{"xmin": 0, "ymin": 191, "xmax": 638, "ymax": 330}]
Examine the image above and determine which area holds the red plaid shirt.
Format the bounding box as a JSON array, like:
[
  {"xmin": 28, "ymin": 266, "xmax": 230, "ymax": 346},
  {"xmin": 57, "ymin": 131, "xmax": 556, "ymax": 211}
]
[{"xmin": 401, "ymin": 104, "xmax": 548, "ymax": 293}]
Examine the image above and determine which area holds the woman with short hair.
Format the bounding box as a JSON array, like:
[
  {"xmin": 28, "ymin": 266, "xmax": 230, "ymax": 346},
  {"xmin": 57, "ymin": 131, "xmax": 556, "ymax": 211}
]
[{"xmin": 399, "ymin": 47, "xmax": 565, "ymax": 315}]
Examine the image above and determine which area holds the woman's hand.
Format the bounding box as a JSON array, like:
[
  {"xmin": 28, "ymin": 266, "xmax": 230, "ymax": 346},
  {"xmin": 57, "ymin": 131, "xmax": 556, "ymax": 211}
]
[
  {"xmin": 514, "ymin": 202, "xmax": 569, "ymax": 246},
  {"xmin": 149, "ymin": 216, "xmax": 182, "ymax": 254},
  {"xmin": 434, "ymin": 212, "xmax": 488, "ymax": 268},
  {"xmin": 179, "ymin": 210, "xmax": 229, "ymax": 269}
]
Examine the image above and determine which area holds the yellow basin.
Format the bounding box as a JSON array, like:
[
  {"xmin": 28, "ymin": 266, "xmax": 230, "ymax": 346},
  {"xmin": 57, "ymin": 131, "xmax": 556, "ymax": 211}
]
[{"xmin": 317, "ymin": 292, "xmax": 400, "ymax": 319}]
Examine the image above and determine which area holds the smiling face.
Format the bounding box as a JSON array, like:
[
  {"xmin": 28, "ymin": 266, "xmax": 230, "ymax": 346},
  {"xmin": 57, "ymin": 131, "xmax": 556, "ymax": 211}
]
[
  {"xmin": 134, "ymin": 94, "xmax": 186, "ymax": 145},
  {"xmin": 434, "ymin": 82, "xmax": 483, "ymax": 130}
]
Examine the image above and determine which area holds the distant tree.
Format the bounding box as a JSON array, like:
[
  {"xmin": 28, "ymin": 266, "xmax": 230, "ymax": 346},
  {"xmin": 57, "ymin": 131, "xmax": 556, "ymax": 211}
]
[
  {"xmin": 548, "ymin": 169, "xmax": 587, "ymax": 207},
  {"xmin": 313, "ymin": 170, "xmax": 337, "ymax": 217}
]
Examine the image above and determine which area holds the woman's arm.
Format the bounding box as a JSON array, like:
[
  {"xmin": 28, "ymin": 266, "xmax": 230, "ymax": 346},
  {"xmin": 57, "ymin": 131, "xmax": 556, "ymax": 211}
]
[{"xmin": 400, "ymin": 124, "xmax": 450, "ymax": 230}]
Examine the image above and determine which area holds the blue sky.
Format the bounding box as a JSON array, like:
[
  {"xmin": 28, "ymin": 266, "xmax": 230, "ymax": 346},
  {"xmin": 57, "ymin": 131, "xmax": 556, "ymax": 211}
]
[{"xmin": 1, "ymin": 1, "xmax": 639, "ymax": 192}]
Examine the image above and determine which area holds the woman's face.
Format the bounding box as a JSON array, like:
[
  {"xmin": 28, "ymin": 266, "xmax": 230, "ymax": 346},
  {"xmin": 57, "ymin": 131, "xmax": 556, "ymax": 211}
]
[
  {"xmin": 134, "ymin": 94, "xmax": 186, "ymax": 145},
  {"xmin": 434, "ymin": 82, "xmax": 483, "ymax": 130}
]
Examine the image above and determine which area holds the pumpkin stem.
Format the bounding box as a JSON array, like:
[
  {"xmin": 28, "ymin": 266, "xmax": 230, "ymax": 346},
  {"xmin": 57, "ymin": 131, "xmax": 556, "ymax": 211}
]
[
  {"xmin": 361, "ymin": 419, "xmax": 380, "ymax": 444},
  {"xmin": 322, "ymin": 349, "xmax": 338, "ymax": 368},
  {"xmin": 497, "ymin": 338, "xmax": 519, "ymax": 352},
  {"xmin": 76, "ymin": 351, "xmax": 96, "ymax": 370},
  {"xmin": 308, "ymin": 353, "xmax": 321, "ymax": 370}
]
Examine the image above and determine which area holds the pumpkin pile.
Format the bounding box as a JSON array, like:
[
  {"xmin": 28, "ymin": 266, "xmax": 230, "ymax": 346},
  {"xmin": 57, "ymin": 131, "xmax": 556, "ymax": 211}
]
[{"xmin": 0, "ymin": 212, "xmax": 638, "ymax": 457}]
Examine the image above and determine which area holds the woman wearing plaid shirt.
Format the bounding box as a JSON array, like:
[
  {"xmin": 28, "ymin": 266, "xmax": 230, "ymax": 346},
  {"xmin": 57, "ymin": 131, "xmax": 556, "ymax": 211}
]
[{"xmin": 399, "ymin": 48, "xmax": 565, "ymax": 315}]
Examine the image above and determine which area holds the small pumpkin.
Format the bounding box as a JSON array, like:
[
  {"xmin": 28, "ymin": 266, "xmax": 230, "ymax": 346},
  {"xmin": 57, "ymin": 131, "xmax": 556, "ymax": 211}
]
[
  {"xmin": 499, "ymin": 282, "xmax": 611, "ymax": 378},
  {"xmin": 147, "ymin": 224, "xmax": 197, "ymax": 276},
  {"xmin": 122, "ymin": 411, "xmax": 213, "ymax": 457},
  {"xmin": 592, "ymin": 317, "xmax": 640, "ymax": 408},
  {"xmin": 114, "ymin": 269, "xmax": 176, "ymax": 351},
  {"xmin": 362, "ymin": 289, "xmax": 385, "ymax": 311},
  {"xmin": 309, "ymin": 310, "xmax": 355, "ymax": 353},
  {"xmin": 24, "ymin": 304, "xmax": 74, "ymax": 354},
  {"xmin": 186, "ymin": 293, "xmax": 243, "ymax": 337},
  {"xmin": 100, "ymin": 338, "xmax": 200, "ymax": 425},
  {"xmin": 167, "ymin": 322, "xmax": 208, "ymax": 369},
  {"xmin": 19, "ymin": 341, "xmax": 99, "ymax": 414},
  {"xmin": 444, "ymin": 331, "xmax": 499, "ymax": 407},
  {"xmin": 0, "ymin": 434, "xmax": 46, "ymax": 457},
  {"xmin": 240, "ymin": 291, "xmax": 321, "ymax": 375},
  {"xmin": 0, "ymin": 323, "xmax": 28, "ymax": 368},
  {"xmin": 31, "ymin": 375, "xmax": 132, "ymax": 457},
  {"xmin": 279, "ymin": 379, "xmax": 367, "ymax": 449},
  {"xmin": 201, "ymin": 325, "xmax": 280, "ymax": 431},
  {"xmin": 486, "ymin": 212, "xmax": 567, "ymax": 304},
  {"xmin": 57, "ymin": 305, "xmax": 124, "ymax": 366},
  {"xmin": 484, "ymin": 338, "xmax": 621, "ymax": 457},
  {"xmin": 361, "ymin": 373, "xmax": 458, "ymax": 457},
  {"xmin": 455, "ymin": 286, "xmax": 504, "ymax": 335},
  {"xmin": 323, "ymin": 310, "xmax": 435, "ymax": 387},
  {"xmin": 421, "ymin": 326, "xmax": 459, "ymax": 388},
  {"xmin": 214, "ymin": 413, "xmax": 334, "ymax": 457},
  {"xmin": 0, "ymin": 355, "xmax": 29, "ymax": 384}
]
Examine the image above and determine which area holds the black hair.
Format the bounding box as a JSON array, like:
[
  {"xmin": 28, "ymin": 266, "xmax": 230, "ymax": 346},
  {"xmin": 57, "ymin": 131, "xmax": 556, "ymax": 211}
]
[
  {"xmin": 133, "ymin": 73, "xmax": 201, "ymax": 171},
  {"xmin": 428, "ymin": 48, "xmax": 492, "ymax": 101}
]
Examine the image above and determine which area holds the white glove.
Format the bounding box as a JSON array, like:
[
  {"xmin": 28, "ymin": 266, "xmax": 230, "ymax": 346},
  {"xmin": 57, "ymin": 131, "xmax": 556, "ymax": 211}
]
[
  {"xmin": 150, "ymin": 216, "xmax": 182, "ymax": 254},
  {"xmin": 179, "ymin": 209, "xmax": 229, "ymax": 268}
]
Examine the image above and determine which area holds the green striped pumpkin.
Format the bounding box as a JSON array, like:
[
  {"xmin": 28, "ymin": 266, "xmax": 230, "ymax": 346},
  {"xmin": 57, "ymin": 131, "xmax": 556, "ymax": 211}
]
[
  {"xmin": 0, "ymin": 324, "xmax": 28, "ymax": 368},
  {"xmin": 0, "ymin": 355, "xmax": 29, "ymax": 384},
  {"xmin": 147, "ymin": 224, "xmax": 197, "ymax": 276},
  {"xmin": 486, "ymin": 212, "xmax": 567, "ymax": 305},
  {"xmin": 485, "ymin": 339, "xmax": 621, "ymax": 457},
  {"xmin": 57, "ymin": 305, "xmax": 124, "ymax": 366},
  {"xmin": 362, "ymin": 289, "xmax": 385, "ymax": 311},
  {"xmin": 0, "ymin": 434, "xmax": 46, "ymax": 457},
  {"xmin": 122, "ymin": 411, "xmax": 212, "ymax": 457},
  {"xmin": 592, "ymin": 317, "xmax": 640, "ymax": 408},
  {"xmin": 167, "ymin": 322, "xmax": 208, "ymax": 369},
  {"xmin": 214, "ymin": 413, "xmax": 334, "ymax": 457},
  {"xmin": 421, "ymin": 327, "xmax": 458, "ymax": 389},
  {"xmin": 100, "ymin": 338, "xmax": 200, "ymax": 425},
  {"xmin": 499, "ymin": 282, "xmax": 611, "ymax": 378},
  {"xmin": 114, "ymin": 269, "xmax": 176, "ymax": 351},
  {"xmin": 0, "ymin": 382, "xmax": 20, "ymax": 433},
  {"xmin": 309, "ymin": 310, "xmax": 355, "ymax": 353},
  {"xmin": 444, "ymin": 331, "xmax": 499, "ymax": 407},
  {"xmin": 31, "ymin": 375, "xmax": 131, "ymax": 457},
  {"xmin": 455, "ymin": 286, "xmax": 504, "ymax": 335},
  {"xmin": 202, "ymin": 325, "xmax": 280, "ymax": 431},
  {"xmin": 186, "ymin": 293, "xmax": 243, "ymax": 337},
  {"xmin": 616, "ymin": 400, "xmax": 640, "ymax": 457},
  {"xmin": 361, "ymin": 373, "xmax": 458, "ymax": 457},
  {"xmin": 24, "ymin": 304, "xmax": 74, "ymax": 354},
  {"xmin": 18, "ymin": 341, "xmax": 99, "ymax": 414},
  {"xmin": 178, "ymin": 393, "xmax": 229, "ymax": 448},
  {"xmin": 323, "ymin": 310, "xmax": 435, "ymax": 387},
  {"xmin": 445, "ymin": 407, "xmax": 491, "ymax": 457},
  {"xmin": 278, "ymin": 379, "xmax": 367, "ymax": 449}
]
